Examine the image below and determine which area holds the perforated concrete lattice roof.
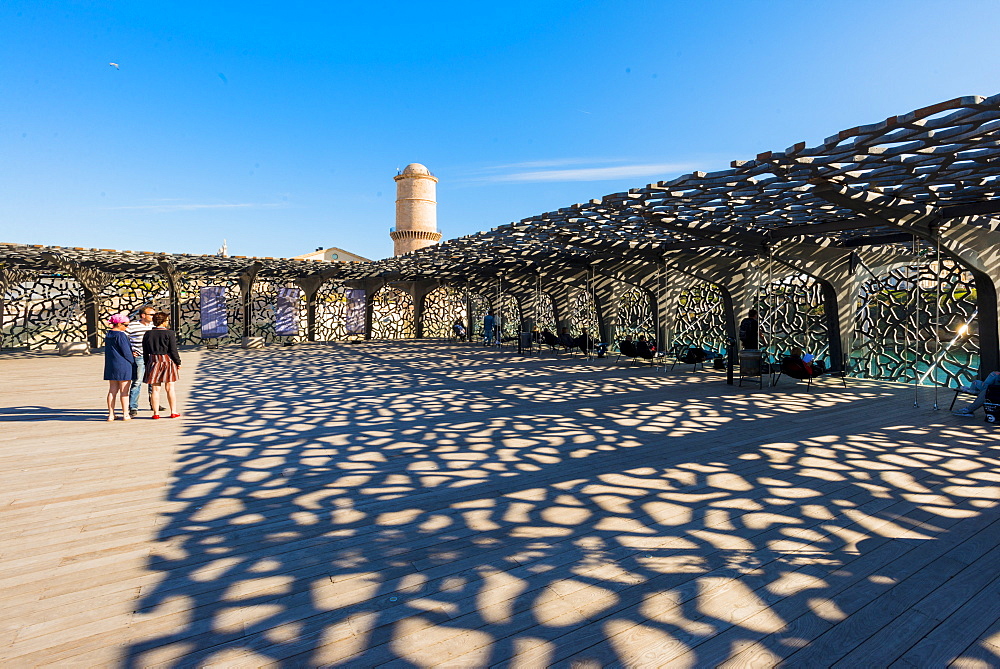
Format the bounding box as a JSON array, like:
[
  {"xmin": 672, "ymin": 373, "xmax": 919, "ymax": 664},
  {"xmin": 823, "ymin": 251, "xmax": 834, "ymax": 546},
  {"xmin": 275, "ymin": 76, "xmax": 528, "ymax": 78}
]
[{"xmin": 3, "ymin": 94, "xmax": 999, "ymax": 282}]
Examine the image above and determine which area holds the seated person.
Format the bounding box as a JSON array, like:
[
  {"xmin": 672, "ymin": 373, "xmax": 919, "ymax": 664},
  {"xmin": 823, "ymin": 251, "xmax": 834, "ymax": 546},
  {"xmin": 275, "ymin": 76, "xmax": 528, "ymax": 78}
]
[
  {"xmin": 558, "ymin": 327, "xmax": 574, "ymax": 350},
  {"xmin": 452, "ymin": 319, "xmax": 466, "ymax": 340},
  {"xmin": 954, "ymin": 371, "xmax": 1000, "ymax": 416},
  {"xmin": 541, "ymin": 328, "xmax": 559, "ymax": 350},
  {"xmin": 781, "ymin": 347, "xmax": 825, "ymax": 379},
  {"xmin": 634, "ymin": 336, "xmax": 656, "ymax": 359},
  {"xmin": 575, "ymin": 328, "xmax": 593, "ymax": 352}
]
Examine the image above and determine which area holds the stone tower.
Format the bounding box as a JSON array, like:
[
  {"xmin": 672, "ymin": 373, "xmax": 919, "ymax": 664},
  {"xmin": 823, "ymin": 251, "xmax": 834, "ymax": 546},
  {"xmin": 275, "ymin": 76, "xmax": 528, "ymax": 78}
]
[{"xmin": 391, "ymin": 163, "xmax": 442, "ymax": 256}]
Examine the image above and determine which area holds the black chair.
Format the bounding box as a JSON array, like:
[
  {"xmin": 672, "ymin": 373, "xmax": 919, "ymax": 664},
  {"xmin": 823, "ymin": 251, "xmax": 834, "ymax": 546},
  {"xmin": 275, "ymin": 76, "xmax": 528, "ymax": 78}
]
[
  {"xmin": 541, "ymin": 331, "xmax": 560, "ymax": 351},
  {"xmin": 950, "ymin": 386, "xmax": 978, "ymax": 410},
  {"xmin": 669, "ymin": 344, "xmax": 708, "ymax": 372},
  {"xmin": 773, "ymin": 356, "xmax": 843, "ymax": 391},
  {"xmin": 616, "ymin": 340, "xmax": 637, "ymax": 364},
  {"xmin": 498, "ymin": 334, "xmax": 519, "ymax": 350},
  {"xmin": 738, "ymin": 350, "xmax": 765, "ymax": 388},
  {"xmin": 633, "ymin": 341, "xmax": 666, "ymax": 368}
]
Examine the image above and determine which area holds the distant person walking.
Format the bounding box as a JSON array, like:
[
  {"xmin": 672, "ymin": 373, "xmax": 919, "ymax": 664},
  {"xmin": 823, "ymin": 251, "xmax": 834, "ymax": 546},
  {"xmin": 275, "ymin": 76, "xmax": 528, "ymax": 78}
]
[
  {"xmin": 127, "ymin": 305, "xmax": 157, "ymax": 417},
  {"xmin": 142, "ymin": 312, "xmax": 182, "ymax": 419},
  {"xmin": 104, "ymin": 313, "xmax": 136, "ymax": 422},
  {"xmin": 483, "ymin": 312, "xmax": 496, "ymax": 345}
]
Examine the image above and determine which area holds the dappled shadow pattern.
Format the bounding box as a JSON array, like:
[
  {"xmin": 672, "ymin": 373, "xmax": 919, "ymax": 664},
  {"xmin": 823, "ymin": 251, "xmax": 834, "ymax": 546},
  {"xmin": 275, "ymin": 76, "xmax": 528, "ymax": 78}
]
[{"xmin": 124, "ymin": 342, "xmax": 1000, "ymax": 667}]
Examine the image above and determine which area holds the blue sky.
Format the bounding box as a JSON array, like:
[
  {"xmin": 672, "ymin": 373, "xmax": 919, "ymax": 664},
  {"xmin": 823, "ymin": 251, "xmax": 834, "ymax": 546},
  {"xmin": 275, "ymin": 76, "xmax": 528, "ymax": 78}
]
[{"xmin": 3, "ymin": 1, "xmax": 1000, "ymax": 261}]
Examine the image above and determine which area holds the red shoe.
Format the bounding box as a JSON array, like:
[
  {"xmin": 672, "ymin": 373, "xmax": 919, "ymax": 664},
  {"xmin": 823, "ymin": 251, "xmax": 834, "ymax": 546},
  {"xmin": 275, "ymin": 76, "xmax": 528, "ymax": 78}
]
[
  {"xmin": 151, "ymin": 415, "xmax": 160, "ymax": 419},
  {"xmin": 170, "ymin": 414, "xmax": 181, "ymax": 418}
]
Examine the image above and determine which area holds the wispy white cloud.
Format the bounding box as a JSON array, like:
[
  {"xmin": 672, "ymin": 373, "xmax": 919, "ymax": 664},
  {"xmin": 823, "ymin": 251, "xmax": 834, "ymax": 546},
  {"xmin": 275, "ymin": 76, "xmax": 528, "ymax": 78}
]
[
  {"xmin": 478, "ymin": 157, "xmax": 628, "ymax": 172},
  {"xmin": 483, "ymin": 162, "xmax": 698, "ymax": 183},
  {"xmin": 108, "ymin": 202, "xmax": 285, "ymax": 212}
]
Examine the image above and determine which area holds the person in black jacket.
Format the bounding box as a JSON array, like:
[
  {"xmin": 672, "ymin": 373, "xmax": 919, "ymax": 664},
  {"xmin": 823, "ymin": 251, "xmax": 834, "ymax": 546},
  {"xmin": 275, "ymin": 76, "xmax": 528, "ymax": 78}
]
[
  {"xmin": 142, "ymin": 312, "xmax": 182, "ymax": 419},
  {"xmin": 739, "ymin": 309, "xmax": 764, "ymax": 350}
]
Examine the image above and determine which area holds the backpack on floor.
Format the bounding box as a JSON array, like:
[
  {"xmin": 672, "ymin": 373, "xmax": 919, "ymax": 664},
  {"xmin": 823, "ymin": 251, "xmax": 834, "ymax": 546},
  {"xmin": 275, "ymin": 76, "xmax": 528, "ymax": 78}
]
[{"xmin": 984, "ymin": 386, "xmax": 1000, "ymax": 425}]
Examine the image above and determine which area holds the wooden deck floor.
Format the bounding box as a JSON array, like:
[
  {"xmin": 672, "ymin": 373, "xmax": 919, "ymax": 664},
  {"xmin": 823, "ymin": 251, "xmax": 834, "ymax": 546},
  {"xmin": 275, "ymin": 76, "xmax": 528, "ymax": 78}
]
[{"xmin": 1, "ymin": 341, "xmax": 999, "ymax": 668}]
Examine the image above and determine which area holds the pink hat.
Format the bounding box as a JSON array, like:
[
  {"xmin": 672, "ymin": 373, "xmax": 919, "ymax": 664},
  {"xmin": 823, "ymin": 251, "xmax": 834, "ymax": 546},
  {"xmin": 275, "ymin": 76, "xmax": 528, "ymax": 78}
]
[{"xmin": 108, "ymin": 313, "xmax": 130, "ymax": 325}]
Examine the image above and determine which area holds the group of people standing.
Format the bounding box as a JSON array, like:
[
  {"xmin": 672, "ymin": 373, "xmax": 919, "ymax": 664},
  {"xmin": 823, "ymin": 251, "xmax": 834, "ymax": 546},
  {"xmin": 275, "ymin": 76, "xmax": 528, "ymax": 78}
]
[{"xmin": 103, "ymin": 305, "xmax": 182, "ymax": 421}]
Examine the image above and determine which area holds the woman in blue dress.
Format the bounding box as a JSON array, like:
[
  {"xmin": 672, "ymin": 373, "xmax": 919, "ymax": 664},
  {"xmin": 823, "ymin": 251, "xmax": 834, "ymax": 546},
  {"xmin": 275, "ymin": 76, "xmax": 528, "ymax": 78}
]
[{"xmin": 104, "ymin": 313, "xmax": 136, "ymax": 421}]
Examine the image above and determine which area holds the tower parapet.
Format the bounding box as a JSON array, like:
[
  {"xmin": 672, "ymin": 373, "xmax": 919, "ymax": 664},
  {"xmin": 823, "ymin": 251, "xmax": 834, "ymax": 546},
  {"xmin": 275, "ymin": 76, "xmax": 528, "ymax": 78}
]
[{"xmin": 392, "ymin": 163, "xmax": 441, "ymax": 255}]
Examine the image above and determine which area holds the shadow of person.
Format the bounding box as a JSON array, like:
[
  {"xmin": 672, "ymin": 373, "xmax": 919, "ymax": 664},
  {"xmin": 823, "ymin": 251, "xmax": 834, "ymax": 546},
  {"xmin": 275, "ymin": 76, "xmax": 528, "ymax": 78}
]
[{"xmin": 0, "ymin": 406, "xmax": 109, "ymax": 421}]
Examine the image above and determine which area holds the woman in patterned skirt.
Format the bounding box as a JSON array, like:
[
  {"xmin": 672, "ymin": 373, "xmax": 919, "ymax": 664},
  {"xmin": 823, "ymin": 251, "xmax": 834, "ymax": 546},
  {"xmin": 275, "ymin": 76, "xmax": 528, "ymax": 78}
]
[
  {"xmin": 104, "ymin": 313, "xmax": 137, "ymax": 421},
  {"xmin": 142, "ymin": 312, "xmax": 182, "ymax": 419}
]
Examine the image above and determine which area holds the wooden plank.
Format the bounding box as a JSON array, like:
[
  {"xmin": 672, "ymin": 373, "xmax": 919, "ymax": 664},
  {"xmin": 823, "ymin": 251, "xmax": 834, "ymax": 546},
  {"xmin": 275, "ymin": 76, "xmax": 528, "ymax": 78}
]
[
  {"xmin": 423, "ymin": 496, "xmax": 984, "ymax": 669},
  {"xmin": 889, "ymin": 573, "xmax": 1000, "ymax": 667},
  {"xmin": 2, "ymin": 342, "xmax": 999, "ymax": 668},
  {"xmin": 780, "ymin": 520, "xmax": 1000, "ymax": 667},
  {"xmin": 670, "ymin": 509, "xmax": 1000, "ymax": 668},
  {"xmin": 831, "ymin": 544, "xmax": 1000, "ymax": 667}
]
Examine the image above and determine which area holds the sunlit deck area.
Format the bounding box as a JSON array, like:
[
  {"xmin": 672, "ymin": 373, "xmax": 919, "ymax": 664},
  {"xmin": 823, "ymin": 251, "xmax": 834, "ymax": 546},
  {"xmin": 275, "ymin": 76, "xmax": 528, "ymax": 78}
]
[{"xmin": 2, "ymin": 341, "xmax": 999, "ymax": 667}]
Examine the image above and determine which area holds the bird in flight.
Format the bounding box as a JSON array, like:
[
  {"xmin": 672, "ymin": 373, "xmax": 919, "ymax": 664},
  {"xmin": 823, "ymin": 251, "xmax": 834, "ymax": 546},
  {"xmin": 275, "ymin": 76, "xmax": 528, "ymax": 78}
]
[{"xmin": 109, "ymin": 62, "xmax": 119, "ymax": 70}]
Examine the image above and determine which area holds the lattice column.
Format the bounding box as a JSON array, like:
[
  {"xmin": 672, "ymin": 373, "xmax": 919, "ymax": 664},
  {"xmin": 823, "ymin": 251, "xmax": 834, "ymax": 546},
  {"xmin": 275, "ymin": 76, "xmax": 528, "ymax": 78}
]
[
  {"xmin": 410, "ymin": 280, "xmax": 439, "ymax": 339},
  {"xmin": 519, "ymin": 285, "xmax": 557, "ymax": 337},
  {"xmin": 515, "ymin": 285, "xmax": 537, "ymax": 333},
  {"xmin": 615, "ymin": 286, "xmax": 655, "ymax": 343},
  {"xmin": 371, "ymin": 285, "xmax": 415, "ymax": 339},
  {"xmin": 762, "ymin": 241, "xmax": 913, "ymax": 374},
  {"xmin": 663, "ymin": 256, "xmax": 747, "ymax": 355},
  {"xmin": 591, "ymin": 279, "xmax": 618, "ymax": 344},
  {"xmin": 500, "ymin": 274, "xmax": 539, "ymax": 333},
  {"xmin": 590, "ymin": 260, "xmax": 676, "ymax": 349},
  {"xmin": 945, "ymin": 219, "xmax": 1000, "ymax": 377},
  {"xmin": 294, "ymin": 275, "xmax": 326, "ymax": 342},
  {"xmin": 497, "ymin": 292, "xmax": 521, "ymax": 340},
  {"xmin": 364, "ymin": 282, "xmax": 378, "ymax": 340},
  {"xmin": 467, "ymin": 289, "xmax": 490, "ymax": 341},
  {"xmin": 660, "ymin": 274, "xmax": 687, "ymax": 352},
  {"xmin": 41, "ymin": 252, "xmax": 115, "ymax": 349},
  {"xmin": 812, "ymin": 184, "xmax": 1000, "ymax": 379},
  {"xmin": 547, "ymin": 281, "xmax": 575, "ymax": 334},
  {"xmin": 673, "ymin": 281, "xmax": 728, "ymax": 354},
  {"xmin": 0, "ymin": 267, "xmax": 32, "ymax": 349},
  {"xmin": 658, "ymin": 254, "xmax": 752, "ymax": 376},
  {"xmin": 237, "ymin": 263, "xmax": 262, "ymax": 341},
  {"xmin": 420, "ymin": 283, "xmax": 466, "ymax": 338},
  {"xmin": 156, "ymin": 259, "xmax": 181, "ymax": 327}
]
